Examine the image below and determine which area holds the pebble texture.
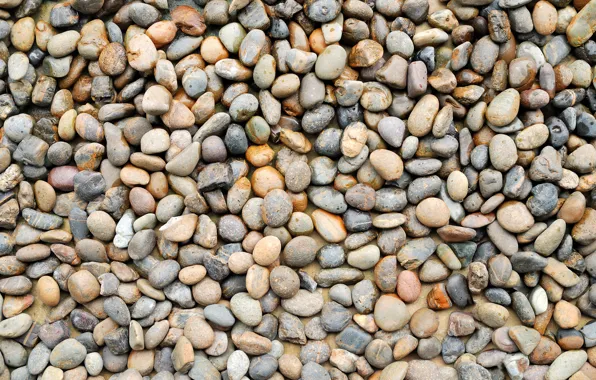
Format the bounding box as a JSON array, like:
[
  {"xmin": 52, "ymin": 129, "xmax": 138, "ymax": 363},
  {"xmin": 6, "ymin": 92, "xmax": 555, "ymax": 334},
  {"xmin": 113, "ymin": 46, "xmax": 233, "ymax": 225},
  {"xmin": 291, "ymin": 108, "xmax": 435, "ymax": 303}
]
[{"xmin": 0, "ymin": 0, "xmax": 593, "ymax": 379}]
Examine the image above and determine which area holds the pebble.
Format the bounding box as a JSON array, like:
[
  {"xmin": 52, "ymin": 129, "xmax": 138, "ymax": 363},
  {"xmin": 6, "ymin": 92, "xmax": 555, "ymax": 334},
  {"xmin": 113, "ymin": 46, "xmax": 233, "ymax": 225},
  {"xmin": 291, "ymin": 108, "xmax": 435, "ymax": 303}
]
[
  {"xmin": 126, "ymin": 34, "xmax": 158, "ymax": 72},
  {"xmin": 281, "ymin": 290, "xmax": 324, "ymax": 317},
  {"xmin": 49, "ymin": 339, "xmax": 87, "ymax": 370},
  {"xmin": 554, "ymin": 300, "xmax": 581, "ymax": 329},
  {"xmin": 67, "ymin": 270, "xmax": 100, "ymax": 304},
  {"xmin": 373, "ymin": 295, "xmax": 410, "ymax": 332},
  {"xmin": 475, "ymin": 303, "xmax": 509, "ymax": 328},
  {"xmin": 486, "ymin": 89, "xmax": 520, "ymax": 127},
  {"xmin": 415, "ymin": 197, "xmax": 450, "ymax": 227},
  {"xmin": 38, "ymin": 276, "xmax": 60, "ymax": 307},
  {"xmin": 0, "ymin": 0, "xmax": 589, "ymax": 378},
  {"xmin": 546, "ymin": 350, "xmax": 587, "ymax": 380}
]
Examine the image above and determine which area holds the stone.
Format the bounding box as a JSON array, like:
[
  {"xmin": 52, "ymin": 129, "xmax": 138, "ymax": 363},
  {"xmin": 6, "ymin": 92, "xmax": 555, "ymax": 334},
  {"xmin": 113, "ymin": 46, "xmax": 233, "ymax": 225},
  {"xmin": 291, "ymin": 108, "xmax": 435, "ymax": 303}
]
[
  {"xmin": 546, "ymin": 350, "xmax": 587, "ymax": 380},
  {"xmin": 374, "ymin": 295, "xmax": 410, "ymax": 332},
  {"xmin": 49, "ymin": 339, "xmax": 87, "ymax": 370}
]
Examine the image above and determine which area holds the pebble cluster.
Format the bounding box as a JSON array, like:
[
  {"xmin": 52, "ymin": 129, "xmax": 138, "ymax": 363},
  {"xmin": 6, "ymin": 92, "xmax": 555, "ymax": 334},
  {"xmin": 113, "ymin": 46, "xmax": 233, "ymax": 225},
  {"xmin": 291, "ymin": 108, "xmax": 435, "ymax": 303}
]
[{"xmin": 0, "ymin": 0, "xmax": 594, "ymax": 378}]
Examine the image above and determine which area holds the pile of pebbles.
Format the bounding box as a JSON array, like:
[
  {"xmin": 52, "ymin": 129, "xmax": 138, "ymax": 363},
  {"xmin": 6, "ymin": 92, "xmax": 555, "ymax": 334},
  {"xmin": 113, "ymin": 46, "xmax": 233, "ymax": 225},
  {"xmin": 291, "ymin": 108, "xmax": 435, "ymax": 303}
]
[{"xmin": 0, "ymin": 0, "xmax": 594, "ymax": 378}]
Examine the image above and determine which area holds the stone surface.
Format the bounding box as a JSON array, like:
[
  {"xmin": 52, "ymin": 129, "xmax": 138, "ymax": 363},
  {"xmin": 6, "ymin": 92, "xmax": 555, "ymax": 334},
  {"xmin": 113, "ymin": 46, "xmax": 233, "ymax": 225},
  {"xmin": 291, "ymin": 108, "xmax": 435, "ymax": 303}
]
[{"xmin": 0, "ymin": 1, "xmax": 591, "ymax": 378}]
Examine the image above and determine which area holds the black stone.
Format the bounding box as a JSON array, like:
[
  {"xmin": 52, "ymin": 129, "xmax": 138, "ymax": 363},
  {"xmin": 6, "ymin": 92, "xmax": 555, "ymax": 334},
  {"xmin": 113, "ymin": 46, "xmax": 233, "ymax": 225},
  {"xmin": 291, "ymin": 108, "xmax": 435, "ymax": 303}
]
[
  {"xmin": 343, "ymin": 208, "xmax": 372, "ymax": 232},
  {"xmin": 446, "ymin": 273, "xmax": 474, "ymax": 307},
  {"xmin": 204, "ymin": 304, "xmax": 236, "ymax": 328},
  {"xmin": 442, "ymin": 336, "xmax": 465, "ymax": 364},
  {"xmin": 224, "ymin": 124, "xmax": 248, "ymax": 155},
  {"xmin": 314, "ymin": 128, "xmax": 342, "ymax": 158},
  {"xmin": 249, "ymin": 355, "xmax": 279, "ymax": 380},
  {"xmin": 527, "ymin": 183, "xmax": 558, "ymax": 217},
  {"xmin": 352, "ymin": 280, "xmax": 378, "ymax": 313},
  {"xmin": 337, "ymin": 104, "xmax": 363, "ymax": 128},
  {"xmin": 14, "ymin": 322, "xmax": 40, "ymax": 347},
  {"xmin": 556, "ymin": 234, "xmax": 574, "ymax": 261},
  {"xmin": 546, "ymin": 116, "xmax": 569, "ymax": 148},
  {"xmin": 27, "ymin": 47, "xmax": 46, "ymax": 67},
  {"xmin": 197, "ymin": 162, "xmax": 234, "ymax": 192},
  {"xmin": 301, "ymin": 362, "xmax": 330, "ymax": 379},
  {"xmin": 317, "ymin": 244, "xmax": 345, "ymax": 269},
  {"xmin": 204, "ymin": 251, "xmax": 231, "ymax": 281},
  {"xmin": 503, "ymin": 165, "xmax": 528, "ymax": 199},
  {"xmin": 260, "ymin": 290, "xmax": 280, "ymax": 313},
  {"xmin": 76, "ymin": 331, "xmax": 99, "ymax": 353},
  {"xmin": 320, "ymin": 301, "xmax": 351, "ymax": 333},
  {"xmin": 563, "ymin": 272, "xmax": 588, "ymax": 300},
  {"xmin": 584, "ymin": 40, "xmax": 596, "ymax": 63},
  {"xmin": 414, "ymin": 46, "xmax": 435, "ymax": 72},
  {"xmin": 15, "ymin": 0, "xmax": 42, "ymax": 18},
  {"xmin": 511, "ymin": 291, "xmax": 535, "ymax": 326},
  {"xmin": 221, "ymin": 274, "xmax": 247, "ymax": 299},
  {"xmin": 298, "ymin": 269, "xmax": 318, "ymax": 292},
  {"xmin": 559, "ymin": 107, "xmax": 577, "ymax": 131},
  {"xmin": 74, "ymin": 170, "xmax": 106, "ymax": 201},
  {"xmin": 335, "ymin": 325, "xmax": 372, "ymax": 355},
  {"xmin": 449, "ymin": 242, "xmax": 477, "ymax": 268},
  {"xmin": 26, "ymin": 257, "xmax": 60, "ymax": 279},
  {"xmin": 586, "ymin": 88, "xmax": 596, "ymax": 112},
  {"xmin": 484, "ymin": 288, "xmax": 511, "ymax": 306},
  {"xmin": 581, "ymin": 320, "xmax": 596, "ymax": 347},
  {"xmin": 268, "ymin": 17, "xmax": 289, "ymax": 39},
  {"xmin": 576, "ymin": 111, "xmax": 596, "ymax": 138},
  {"xmin": 510, "ymin": 251, "xmax": 548, "ymax": 273},
  {"xmin": 105, "ymin": 327, "xmax": 130, "ymax": 355},
  {"xmin": 391, "ymin": 17, "xmax": 416, "ymax": 37},
  {"xmin": 254, "ymin": 314, "xmax": 278, "ymax": 341},
  {"xmin": 517, "ymin": 31, "xmax": 547, "ymax": 46}
]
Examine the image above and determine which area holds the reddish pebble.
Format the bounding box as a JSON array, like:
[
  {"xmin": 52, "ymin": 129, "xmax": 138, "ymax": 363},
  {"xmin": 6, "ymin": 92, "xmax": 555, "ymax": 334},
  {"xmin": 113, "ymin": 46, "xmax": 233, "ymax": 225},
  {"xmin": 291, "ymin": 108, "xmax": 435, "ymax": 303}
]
[
  {"xmin": 171, "ymin": 5, "xmax": 206, "ymax": 36},
  {"xmin": 129, "ymin": 187, "xmax": 156, "ymax": 215},
  {"xmin": 397, "ymin": 270, "xmax": 421, "ymax": 303},
  {"xmin": 427, "ymin": 283, "xmax": 453, "ymax": 310},
  {"xmin": 48, "ymin": 166, "xmax": 79, "ymax": 192}
]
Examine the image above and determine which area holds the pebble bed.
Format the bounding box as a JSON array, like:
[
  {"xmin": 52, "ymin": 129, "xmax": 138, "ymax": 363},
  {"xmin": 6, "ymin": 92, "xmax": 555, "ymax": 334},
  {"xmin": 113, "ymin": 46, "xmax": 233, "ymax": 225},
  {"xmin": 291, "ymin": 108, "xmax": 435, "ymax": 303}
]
[{"xmin": 0, "ymin": 0, "xmax": 594, "ymax": 379}]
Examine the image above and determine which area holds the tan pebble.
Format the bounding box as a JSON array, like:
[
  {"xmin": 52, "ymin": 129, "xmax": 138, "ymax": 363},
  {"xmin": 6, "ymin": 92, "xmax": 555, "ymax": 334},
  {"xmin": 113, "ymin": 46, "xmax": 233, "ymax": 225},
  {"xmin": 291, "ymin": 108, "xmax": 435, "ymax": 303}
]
[
  {"xmin": 311, "ymin": 209, "xmax": 347, "ymax": 243},
  {"xmin": 251, "ymin": 166, "xmax": 285, "ymax": 198},
  {"xmin": 120, "ymin": 165, "xmax": 150, "ymax": 186},
  {"xmin": 416, "ymin": 198, "xmax": 450, "ymax": 227},
  {"xmin": 33, "ymin": 180, "xmax": 57, "ymax": 213},
  {"xmin": 341, "ymin": 122, "xmax": 368, "ymax": 158},
  {"xmin": 11, "ymin": 17, "xmax": 35, "ymax": 52},
  {"xmin": 146, "ymin": 21, "xmax": 178, "ymax": 48},
  {"xmin": 496, "ymin": 201, "xmax": 535, "ymax": 233},
  {"xmin": 68, "ymin": 270, "xmax": 100, "ymax": 304},
  {"xmin": 35, "ymin": 21, "xmax": 56, "ymax": 52},
  {"xmin": 160, "ymin": 214, "xmax": 198, "ymax": 242},
  {"xmin": 348, "ymin": 39, "xmax": 383, "ymax": 67},
  {"xmin": 533, "ymin": 1, "xmax": 557, "ymax": 36},
  {"xmin": 409, "ymin": 308, "xmax": 439, "ymax": 338},
  {"xmin": 369, "ymin": 149, "xmax": 404, "ymax": 181},
  {"xmin": 37, "ymin": 276, "xmax": 60, "ymax": 307},
  {"xmin": 373, "ymin": 294, "xmax": 410, "ymax": 331},
  {"xmin": 229, "ymin": 252, "xmax": 255, "ymax": 274},
  {"xmin": 447, "ymin": 171, "xmax": 468, "ymax": 201},
  {"xmin": 200, "ymin": 36, "xmax": 229, "ymax": 64},
  {"xmin": 558, "ymin": 192, "xmax": 586, "ymax": 224},
  {"xmin": 252, "ymin": 236, "xmax": 282, "ymax": 266},
  {"xmin": 178, "ymin": 265, "xmax": 207, "ymax": 285},
  {"xmin": 407, "ymin": 94, "xmax": 439, "ymax": 137},
  {"xmin": 127, "ymin": 33, "xmax": 159, "ymax": 72},
  {"xmin": 553, "ymin": 300, "xmax": 581, "ymax": 329}
]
